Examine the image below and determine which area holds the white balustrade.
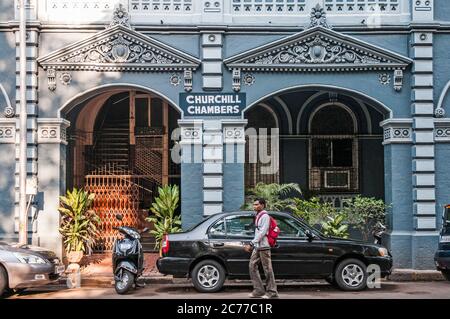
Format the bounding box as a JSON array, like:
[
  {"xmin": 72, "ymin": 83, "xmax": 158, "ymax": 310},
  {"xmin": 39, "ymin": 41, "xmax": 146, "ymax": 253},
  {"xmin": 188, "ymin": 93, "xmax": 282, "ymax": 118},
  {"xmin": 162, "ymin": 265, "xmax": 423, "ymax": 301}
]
[{"xmin": 36, "ymin": 0, "xmax": 410, "ymax": 25}]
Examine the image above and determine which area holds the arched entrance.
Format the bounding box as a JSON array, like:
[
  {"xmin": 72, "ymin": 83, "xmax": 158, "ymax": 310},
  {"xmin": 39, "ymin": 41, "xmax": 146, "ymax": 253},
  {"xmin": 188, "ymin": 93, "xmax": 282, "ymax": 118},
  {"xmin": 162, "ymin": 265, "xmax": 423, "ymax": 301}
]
[
  {"xmin": 244, "ymin": 87, "xmax": 389, "ymax": 208},
  {"xmin": 63, "ymin": 89, "xmax": 181, "ymax": 251}
]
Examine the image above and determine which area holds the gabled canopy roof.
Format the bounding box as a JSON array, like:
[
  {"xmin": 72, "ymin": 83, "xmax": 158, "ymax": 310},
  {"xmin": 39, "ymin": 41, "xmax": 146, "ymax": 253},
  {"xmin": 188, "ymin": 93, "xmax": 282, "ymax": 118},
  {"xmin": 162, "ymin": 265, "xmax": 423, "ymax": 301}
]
[
  {"xmin": 38, "ymin": 24, "xmax": 201, "ymax": 72},
  {"xmin": 224, "ymin": 26, "xmax": 412, "ymax": 72}
]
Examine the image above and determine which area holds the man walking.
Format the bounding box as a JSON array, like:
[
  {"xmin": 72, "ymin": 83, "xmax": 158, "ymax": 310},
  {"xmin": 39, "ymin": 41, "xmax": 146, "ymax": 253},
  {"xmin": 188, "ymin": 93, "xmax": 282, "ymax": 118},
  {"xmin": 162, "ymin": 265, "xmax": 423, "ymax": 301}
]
[{"xmin": 244, "ymin": 198, "xmax": 279, "ymax": 299}]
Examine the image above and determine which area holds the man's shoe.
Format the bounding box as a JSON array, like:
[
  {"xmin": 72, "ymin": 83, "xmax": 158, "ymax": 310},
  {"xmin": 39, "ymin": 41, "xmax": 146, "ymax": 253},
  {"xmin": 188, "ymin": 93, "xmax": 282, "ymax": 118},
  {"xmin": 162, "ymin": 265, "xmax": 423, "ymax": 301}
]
[
  {"xmin": 248, "ymin": 292, "xmax": 265, "ymax": 298},
  {"xmin": 262, "ymin": 293, "xmax": 279, "ymax": 299}
]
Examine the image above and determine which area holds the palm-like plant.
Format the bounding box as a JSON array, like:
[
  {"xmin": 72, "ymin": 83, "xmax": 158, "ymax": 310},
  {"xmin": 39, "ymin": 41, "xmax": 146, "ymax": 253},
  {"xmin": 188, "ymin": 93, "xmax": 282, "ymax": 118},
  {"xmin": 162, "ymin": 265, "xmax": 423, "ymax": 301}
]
[
  {"xmin": 146, "ymin": 185, "xmax": 182, "ymax": 252},
  {"xmin": 58, "ymin": 188, "xmax": 100, "ymax": 254},
  {"xmin": 242, "ymin": 182, "xmax": 302, "ymax": 211}
]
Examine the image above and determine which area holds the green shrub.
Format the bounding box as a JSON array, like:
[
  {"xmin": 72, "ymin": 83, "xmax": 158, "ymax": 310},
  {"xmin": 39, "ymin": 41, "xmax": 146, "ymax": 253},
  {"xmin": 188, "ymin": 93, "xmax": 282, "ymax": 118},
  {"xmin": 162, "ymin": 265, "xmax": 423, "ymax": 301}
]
[
  {"xmin": 320, "ymin": 213, "xmax": 349, "ymax": 239},
  {"xmin": 146, "ymin": 185, "xmax": 182, "ymax": 252},
  {"xmin": 58, "ymin": 188, "xmax": 100, "ymax": 254},
  {"xmin": 288, "ymin": 197, "xmax": 335, "ymax": 226},
  {"xmin": 342, "ymin": 196, "xmax": 389, "ymax": 241}
]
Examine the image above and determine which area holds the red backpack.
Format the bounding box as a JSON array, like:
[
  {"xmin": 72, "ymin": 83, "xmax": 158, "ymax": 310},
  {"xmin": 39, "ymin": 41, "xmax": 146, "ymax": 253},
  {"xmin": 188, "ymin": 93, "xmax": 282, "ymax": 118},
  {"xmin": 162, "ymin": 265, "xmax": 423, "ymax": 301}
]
[{"xmin": 255, "ymin": 211, "xmax": 280, "ymax": 247}]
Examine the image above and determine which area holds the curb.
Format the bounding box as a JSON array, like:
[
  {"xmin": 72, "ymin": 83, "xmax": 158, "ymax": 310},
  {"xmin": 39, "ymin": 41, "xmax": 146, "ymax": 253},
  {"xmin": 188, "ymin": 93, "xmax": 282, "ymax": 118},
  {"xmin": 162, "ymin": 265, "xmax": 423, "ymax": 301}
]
[{"xmin": 388, "ymin": 270, "xmax": 445, "ymax": 282}]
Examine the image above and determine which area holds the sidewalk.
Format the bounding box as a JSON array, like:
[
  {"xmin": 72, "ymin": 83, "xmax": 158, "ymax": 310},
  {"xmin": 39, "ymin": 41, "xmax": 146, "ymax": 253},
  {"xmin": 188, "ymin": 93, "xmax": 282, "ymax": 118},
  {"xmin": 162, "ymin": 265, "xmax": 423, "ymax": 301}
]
[{"xmin": 77, "ymin": 269, "xmax": 446, "ymax": 288}]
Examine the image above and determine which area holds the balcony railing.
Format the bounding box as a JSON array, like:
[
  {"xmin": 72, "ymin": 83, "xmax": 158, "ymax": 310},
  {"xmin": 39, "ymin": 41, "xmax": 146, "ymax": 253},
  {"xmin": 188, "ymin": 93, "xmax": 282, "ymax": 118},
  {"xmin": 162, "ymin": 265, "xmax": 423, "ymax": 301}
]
[{"xmin": 30, "ymin": 0, "xmax": 411, "ymax": 25}]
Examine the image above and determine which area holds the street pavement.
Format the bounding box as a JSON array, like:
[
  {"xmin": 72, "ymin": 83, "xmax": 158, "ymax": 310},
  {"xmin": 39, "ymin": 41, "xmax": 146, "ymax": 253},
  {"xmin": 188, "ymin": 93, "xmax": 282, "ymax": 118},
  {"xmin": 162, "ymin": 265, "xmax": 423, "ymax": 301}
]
[{"xmin": 5, "ymin": 280, "xmax": 450, "ymax": 299}]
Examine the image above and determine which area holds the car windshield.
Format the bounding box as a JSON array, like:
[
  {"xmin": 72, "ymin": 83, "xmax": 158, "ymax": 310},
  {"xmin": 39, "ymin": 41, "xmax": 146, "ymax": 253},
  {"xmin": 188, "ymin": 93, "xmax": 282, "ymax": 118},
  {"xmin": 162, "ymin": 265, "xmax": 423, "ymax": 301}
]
[{"xmin": 277, "ymin": 212, "xmax": 324, "ymax": 238}]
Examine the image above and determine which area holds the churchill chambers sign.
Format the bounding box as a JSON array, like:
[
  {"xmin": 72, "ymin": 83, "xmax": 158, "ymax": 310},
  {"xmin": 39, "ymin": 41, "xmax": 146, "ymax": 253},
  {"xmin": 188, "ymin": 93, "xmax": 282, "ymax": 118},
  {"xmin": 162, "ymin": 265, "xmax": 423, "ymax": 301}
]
[{"xmin": 180, "ymin": 93, "xmax": 246, "ymax": 117}]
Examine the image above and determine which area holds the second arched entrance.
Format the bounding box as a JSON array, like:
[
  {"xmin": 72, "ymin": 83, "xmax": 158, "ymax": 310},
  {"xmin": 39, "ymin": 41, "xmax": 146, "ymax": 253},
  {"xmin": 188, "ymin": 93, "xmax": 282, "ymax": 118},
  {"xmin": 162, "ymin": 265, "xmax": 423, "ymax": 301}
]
[{"xmin": 244, "ymin": 88, "xmax": 389, "ymax": 209}]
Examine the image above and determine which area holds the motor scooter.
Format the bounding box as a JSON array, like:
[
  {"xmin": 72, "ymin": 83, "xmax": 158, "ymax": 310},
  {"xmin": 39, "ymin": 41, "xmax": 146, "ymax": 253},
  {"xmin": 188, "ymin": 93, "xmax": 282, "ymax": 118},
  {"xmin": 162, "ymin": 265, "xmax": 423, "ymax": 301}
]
[
  {"xmin": 112, "ymin": 214, "xmax": 148, "ymax": 294},
  {"xmin": 372, "ymin": 222, "xmax": 386, "ymax": 245}
]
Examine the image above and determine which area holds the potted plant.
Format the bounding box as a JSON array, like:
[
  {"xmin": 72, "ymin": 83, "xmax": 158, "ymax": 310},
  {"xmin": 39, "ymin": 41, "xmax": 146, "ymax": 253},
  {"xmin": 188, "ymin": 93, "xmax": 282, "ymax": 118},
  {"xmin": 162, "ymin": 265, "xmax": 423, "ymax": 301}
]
[
  {"xmin": 146, "ymin": 185, "xmax": 182, "ymax": 256},
  {"xmin": 58, "ymin": 188, "xmax": 101, "ymax": 263}
]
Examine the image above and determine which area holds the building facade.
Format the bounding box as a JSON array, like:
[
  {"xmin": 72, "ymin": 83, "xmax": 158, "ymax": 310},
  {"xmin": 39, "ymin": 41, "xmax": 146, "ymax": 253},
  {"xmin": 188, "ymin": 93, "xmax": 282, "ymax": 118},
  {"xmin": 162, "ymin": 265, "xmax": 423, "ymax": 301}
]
[{"xmin": 0, "ymin": 0, "xmax": 450, "ymax": 269}]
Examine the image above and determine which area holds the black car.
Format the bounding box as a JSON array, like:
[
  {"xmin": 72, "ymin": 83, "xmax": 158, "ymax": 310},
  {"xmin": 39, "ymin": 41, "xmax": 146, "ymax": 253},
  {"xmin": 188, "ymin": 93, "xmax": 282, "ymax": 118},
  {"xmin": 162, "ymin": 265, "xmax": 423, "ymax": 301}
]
[
  {"xmin": 157, "ymin": 211, "xmax": 393, "ymax": 292},
  {"xmin": 435, "ymin": 204, "xmax": 450, "ymax": 281}
]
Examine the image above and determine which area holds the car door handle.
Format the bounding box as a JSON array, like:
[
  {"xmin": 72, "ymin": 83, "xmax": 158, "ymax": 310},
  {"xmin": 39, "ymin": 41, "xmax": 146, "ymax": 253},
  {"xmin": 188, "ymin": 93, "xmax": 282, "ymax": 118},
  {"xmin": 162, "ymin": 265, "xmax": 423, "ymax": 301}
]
[{"xmin": 213, "ymin": 243, "xmax": 224, "ymax": 247}]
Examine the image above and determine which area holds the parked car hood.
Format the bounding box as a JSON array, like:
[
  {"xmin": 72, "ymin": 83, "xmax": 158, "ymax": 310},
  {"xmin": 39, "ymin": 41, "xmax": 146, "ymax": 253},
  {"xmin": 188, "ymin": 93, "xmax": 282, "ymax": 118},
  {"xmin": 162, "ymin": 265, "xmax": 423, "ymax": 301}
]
[{"xmin": 1, "ymin": 243, "xmax": 58, "ymax": 261}]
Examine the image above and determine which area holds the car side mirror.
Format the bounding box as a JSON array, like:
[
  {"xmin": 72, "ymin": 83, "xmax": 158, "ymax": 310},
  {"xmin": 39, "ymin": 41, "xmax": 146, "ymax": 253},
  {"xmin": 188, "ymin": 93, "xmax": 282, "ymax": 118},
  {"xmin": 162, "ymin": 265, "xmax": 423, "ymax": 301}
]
[
  {"xmin": 305, "ymin": 230, "xmax": 314, "ymax": 242},
  {"xmin": 244, "ymin": 224, "xmax": 253, "ymax": 231}
]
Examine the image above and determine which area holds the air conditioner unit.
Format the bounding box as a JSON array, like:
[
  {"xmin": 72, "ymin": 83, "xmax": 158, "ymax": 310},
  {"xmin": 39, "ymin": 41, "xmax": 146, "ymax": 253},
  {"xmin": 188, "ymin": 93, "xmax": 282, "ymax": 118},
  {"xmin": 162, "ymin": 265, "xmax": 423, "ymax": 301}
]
[{"xmin": 324, "ymin": 170, "xmax": 350, "ymax": 189}]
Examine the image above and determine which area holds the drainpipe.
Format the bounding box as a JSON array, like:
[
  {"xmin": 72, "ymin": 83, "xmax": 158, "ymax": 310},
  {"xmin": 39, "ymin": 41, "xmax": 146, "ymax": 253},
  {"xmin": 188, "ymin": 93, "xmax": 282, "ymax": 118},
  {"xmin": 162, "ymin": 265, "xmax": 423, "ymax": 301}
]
[{"xmin": 18, "ymin": 0, "xmax": 28, "ymax": 245}]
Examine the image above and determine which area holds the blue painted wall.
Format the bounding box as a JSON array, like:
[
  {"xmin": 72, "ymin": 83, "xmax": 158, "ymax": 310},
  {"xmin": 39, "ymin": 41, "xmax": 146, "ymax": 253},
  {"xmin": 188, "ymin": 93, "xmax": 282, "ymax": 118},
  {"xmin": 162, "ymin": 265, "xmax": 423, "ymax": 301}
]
[
  {"xmin": 0, "ymin": 1, "xmax": 14, "ymax": 22},
  {"xmin": 0, "ymin": 32, "xmax": 16, "ymax": 104},
  {"xmin": 435, "ymin": 0, "xmax": 450, "ymax": 21},
  {"xmin": 180, "ymin": 163, "xmax": 203, "ymax": 229},
  {"xmin": 0, "ymin": 144, "xmax": 16, "ymax": 240},
  {"xmin": 0, "ymin": 30, "xmax": 16, "ymax": 241},
  {"xmin": 224, "ymin": 34, "xmax": 291, "ymax": 58},
  {"xmin": 146, "ymin": 33, "xmax": 200, "ymax": 58},
  {"xmin": 436, "ymin": 143, "xmax": 450, "ymax": 230},
  {"xmin": 434, "ymin": 34, "xmax": 450, "ymax": 113},
  {"xmin": 351, "ymin": 33, "xmax": 409, "ymax": 57},
  {"xmin": 223, "ymin": 144, "xmax": 245, "ymax": 212},
  {"xmin": 223, "ymin": 163, "xmax": 245, "ymax": 212},
  {"xmin": 384, "ymin": 144, "xmax": 413, "ymax": 232},
  {"xmin": 384, "ymin": 144, "xmax": 414, "ymax": 268}
]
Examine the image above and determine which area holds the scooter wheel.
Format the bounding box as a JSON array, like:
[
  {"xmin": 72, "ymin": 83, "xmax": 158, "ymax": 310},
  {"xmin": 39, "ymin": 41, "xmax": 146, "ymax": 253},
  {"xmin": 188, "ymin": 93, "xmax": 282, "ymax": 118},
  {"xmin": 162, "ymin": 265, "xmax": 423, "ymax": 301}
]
[{"xmin": 115, "ymin": 270, "xmax": 135, "ymax": 294}]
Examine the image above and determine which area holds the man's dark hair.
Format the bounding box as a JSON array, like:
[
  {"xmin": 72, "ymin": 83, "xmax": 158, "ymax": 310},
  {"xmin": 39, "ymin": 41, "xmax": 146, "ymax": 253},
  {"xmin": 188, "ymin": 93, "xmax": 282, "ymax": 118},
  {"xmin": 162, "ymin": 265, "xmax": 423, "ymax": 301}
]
[{"xmin": 254, "ymin": 198, "xmax": 266, "ymax": 208}]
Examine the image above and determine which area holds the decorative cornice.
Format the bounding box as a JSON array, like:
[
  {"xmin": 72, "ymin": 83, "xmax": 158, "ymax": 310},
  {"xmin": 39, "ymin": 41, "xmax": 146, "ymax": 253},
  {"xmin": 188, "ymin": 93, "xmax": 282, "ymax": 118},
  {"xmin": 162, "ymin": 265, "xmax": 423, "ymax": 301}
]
[
  {"xmin": 222, "ymin": 119, "xmax": 247, "ymax": 144},
  {"xmin": 380, "ymin": 119, "xmax": 413, "ymax": 145},
  {"xmin": 37, "ymin": 25, "xmax": 200, "ymax": 73},
  {"xmin": 37, "ymin": 118, "xmax": 70, "ymax": 145},
  {"xmin": 0, "ymin": 118, "xmax": 16, "ymax": 144},
  {"xmin": 178, "ymin": 119, "xmax": 203, "ymax": 145},
  {"xmin": 224, "ymin": 26, "xmax": 412, "ymax": 73},
  {"xmin": 435, "ymin": 118, "xmax": 450, "ymax": 142}
]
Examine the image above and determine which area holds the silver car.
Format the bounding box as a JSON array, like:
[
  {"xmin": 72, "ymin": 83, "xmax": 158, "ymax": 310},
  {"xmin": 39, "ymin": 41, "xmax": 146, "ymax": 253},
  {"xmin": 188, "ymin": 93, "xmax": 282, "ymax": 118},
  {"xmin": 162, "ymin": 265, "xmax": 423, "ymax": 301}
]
[{"xmin": 0, "ymin": 242, "xmax": 65, "ymax": 296}]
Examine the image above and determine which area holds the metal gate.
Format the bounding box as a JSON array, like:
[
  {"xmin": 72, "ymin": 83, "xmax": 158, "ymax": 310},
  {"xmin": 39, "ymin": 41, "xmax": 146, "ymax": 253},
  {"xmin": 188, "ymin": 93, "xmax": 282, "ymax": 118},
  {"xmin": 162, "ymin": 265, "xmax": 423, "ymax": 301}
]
[{"xmin": 85, "ymin": 164, "xmax": 141, "ymax": 252}]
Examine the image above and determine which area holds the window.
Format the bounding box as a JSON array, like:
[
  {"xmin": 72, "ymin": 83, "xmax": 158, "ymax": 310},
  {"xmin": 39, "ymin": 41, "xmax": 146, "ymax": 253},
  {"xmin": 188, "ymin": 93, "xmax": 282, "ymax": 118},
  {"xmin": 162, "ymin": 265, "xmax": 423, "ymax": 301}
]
[
  {"xmin": 311, "ymin": 138, "xmax": 353, "ymax": 167},
  {"xmin": 225, "ymin": 216, "xmax": 255, "ymax": 237},
  {"xmin": 274, "ymin": 216, "xmax": 307, "ymax": 238},
  {"xmin": 309, "ymin": 104, "xmax": 359, "ymax": 192},
  {"xmin": 209, "ymin": 220, "xmax": 226, "ymax": 237}
]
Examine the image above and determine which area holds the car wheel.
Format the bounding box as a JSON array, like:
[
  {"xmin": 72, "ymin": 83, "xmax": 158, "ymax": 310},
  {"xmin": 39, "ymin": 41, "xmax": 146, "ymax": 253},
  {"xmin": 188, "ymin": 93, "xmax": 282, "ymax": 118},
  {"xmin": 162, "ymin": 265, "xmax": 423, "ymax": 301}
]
[
  {"xmin": 0, "ymin": 266, "xmax": 8, "ymax": 297},
  {"xmin": 115, "ymin": 270, "xmax": 135, "ymax": 295},
  {"xmin": 335, "ymin": 258, "xmax": 367, "ymax": 291},
  {"xmin": 442, "ymin": 270, "xmax": 450, "ymax": 281},
  {"xmin": 191, "ymin": 260, "xmax": 226, "ymax": 293}
]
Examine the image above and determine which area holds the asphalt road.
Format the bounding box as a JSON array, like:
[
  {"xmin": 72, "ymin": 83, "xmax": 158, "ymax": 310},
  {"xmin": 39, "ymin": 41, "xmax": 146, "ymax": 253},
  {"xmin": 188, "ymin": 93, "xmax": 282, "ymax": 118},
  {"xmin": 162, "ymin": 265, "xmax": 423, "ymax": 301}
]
[{"xmin": 5, "ymin": 280, "xmax": 450, "ymax": 299}]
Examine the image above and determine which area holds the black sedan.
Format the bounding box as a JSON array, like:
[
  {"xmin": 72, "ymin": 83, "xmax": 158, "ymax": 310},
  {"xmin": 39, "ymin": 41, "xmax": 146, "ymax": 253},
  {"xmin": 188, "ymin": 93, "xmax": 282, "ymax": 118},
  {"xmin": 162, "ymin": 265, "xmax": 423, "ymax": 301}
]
[{"xmin": 157, "ymin": 211, "xmax": 393, "ymax": 292}]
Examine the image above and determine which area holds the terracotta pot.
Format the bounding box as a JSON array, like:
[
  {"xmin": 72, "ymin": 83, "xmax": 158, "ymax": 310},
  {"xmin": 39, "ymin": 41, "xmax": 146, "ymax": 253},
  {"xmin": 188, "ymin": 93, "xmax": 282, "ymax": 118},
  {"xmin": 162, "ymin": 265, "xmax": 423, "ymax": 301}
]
[{"xmin": 67, "ymin": 251, "xmax": 84, "ymax": 264}]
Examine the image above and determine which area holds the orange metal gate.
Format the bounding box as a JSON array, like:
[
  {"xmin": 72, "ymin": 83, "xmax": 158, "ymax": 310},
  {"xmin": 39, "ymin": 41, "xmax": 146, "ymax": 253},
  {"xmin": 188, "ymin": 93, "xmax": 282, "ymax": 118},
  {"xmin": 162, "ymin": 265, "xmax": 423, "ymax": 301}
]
[{"xmin": 85, "ymin": 165, "xmax": 141, "ymax": 252}]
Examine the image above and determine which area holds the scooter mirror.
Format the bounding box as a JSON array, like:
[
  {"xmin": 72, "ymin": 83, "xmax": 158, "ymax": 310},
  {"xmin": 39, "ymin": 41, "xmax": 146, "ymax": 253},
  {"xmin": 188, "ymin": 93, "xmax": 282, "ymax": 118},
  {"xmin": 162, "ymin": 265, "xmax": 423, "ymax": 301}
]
[{"xmin": 116, "ymin": 214, "xmax": 123, "ymax": 221}]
